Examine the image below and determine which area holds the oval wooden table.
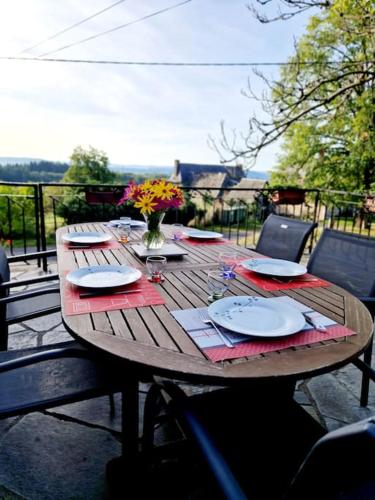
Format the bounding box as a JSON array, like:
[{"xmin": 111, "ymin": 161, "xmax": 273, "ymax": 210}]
[{"xmin": 57, "ymin": 222, "xmax": 373, "ymax": 471}]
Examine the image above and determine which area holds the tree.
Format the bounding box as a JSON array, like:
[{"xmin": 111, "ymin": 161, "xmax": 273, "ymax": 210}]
[
  {"xmin": 62, "ymin": 145, "xmax": 116, "ymax": 184},
  {"xmin": 211, "ymin": 0, "xmax": 375, "ymax": 192}
]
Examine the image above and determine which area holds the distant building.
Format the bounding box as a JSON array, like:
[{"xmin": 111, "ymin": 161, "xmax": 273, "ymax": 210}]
[
  {"xmin": 170, "ymin": 160, "xmax": 266, "ymax": 225},
  {"xmin": 170, "ymin": 160, "xmax": 244, "ymax": 188}
]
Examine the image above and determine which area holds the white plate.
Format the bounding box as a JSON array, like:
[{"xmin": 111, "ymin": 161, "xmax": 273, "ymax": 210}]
[
  {"xmin": 183, "ymin": 229, "xmax": 223, "ymax": 239},
  {"xmin": 62, "ymin": 232, "xmax": 112, "ymax": 245},
  {"xmin": 110, "ymin": 219, "xmax": 146, "ymax": 227},
  {"xmin": 208, "ymin": 296, "xmax": 305, "ymax": 338},
  {"xmin": 241, "ymin": 258, "xmax": 307, "ymax": 277},
  {"xmin": 66, "ymin": 264, "xmax": 142, "ymax": 288}
]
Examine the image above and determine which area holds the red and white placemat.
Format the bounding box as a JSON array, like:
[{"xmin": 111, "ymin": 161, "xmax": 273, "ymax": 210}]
[
  {"xmin": 64, "ymin": 275, "xmax": 165, "ymax": 315},
  {"xmin": 63, "ymin": 240, "xmax": 123, "ymax": 251},
  {"xmin": 235, "ymin": 263, "xmax": 330, "ymax": 291},
  {"xmin": 171, "ymin": 296, "xmax": 355, "ymax": 362}
]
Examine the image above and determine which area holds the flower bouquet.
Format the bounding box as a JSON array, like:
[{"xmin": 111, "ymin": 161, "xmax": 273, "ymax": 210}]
[{"xmin": 118, "ymin": 179, "xmax": 184, "ymax": 249}]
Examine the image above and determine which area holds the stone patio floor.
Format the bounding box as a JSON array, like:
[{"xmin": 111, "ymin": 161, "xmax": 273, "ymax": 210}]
[{"xmin": 0, "ymin": 260, "xmax": 374, "ymax": 499}]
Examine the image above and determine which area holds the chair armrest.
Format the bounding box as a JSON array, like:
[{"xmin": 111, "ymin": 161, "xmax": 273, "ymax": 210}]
[
  {"xmin": 7, "ymin": 249, "xmax": 57, "ymax": 263},
  {"xmin": 0, "ymin": 286, "xmax": 60, "ymax": 305},
  {"xmin": 0, "ymin": 346, "xmax": 96, "ymax": 373},
  {"xmin": 0, "ymin": 273, "xmax": 59, "ymax": 290}
]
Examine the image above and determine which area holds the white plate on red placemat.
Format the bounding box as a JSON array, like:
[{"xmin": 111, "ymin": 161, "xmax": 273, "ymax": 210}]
[
  {"xmin": 66, "ymin": 265, "xmax": 142, "ymax": 288},
  {"xmin": 208, "ymin": 296, "xmax": 305, "ymax": 337},
  {"xmin": 183, "ymin": 229, "xmax": 223, "ymax": 239},
  {"xmin": 241, "ymin": 258, "xmax": 307, "ymax": 278},
  {"xmin": 62, "ymin": 232, "xmax": 112, "ymax": 245},
  {"xmin": 109, "ymin": 219, "xmax": 146, "ymax": 227}
]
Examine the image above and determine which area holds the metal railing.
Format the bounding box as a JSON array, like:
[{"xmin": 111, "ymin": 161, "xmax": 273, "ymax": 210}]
[{"xmin": 0, "ymin": 181, "xmax": 374, "ymax": 260}]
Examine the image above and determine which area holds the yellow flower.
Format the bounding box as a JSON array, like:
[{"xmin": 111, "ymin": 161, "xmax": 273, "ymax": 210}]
[
  {"xmin": 134, "ymin": 194, "xmax": 158, "ymax": 215},
  {"xmin": 141, "ymin": 180, "xmax": 153, "ymax": 192},
  {"xmin": 151, "ymin": 180, "xmax": 174, "ymax": 200}
]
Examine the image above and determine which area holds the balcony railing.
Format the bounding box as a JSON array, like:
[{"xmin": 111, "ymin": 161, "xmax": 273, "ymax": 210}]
[{"xmin": 0, "ymin": 181, "xmax": 374, "ymax": 261}]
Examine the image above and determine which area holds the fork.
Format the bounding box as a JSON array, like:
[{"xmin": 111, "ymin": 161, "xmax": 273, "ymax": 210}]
[{"xmin": 198, "ymin": 309, "xmax": 234, "ymax": 348}]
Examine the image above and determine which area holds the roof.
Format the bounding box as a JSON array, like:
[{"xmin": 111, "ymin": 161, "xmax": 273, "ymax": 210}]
[
  {"xmin": 170, "ymin": 160, "xmax": 244, "ymax": 187},
  {"xmin": 221, "ymin": 178, "xmax": 266, "ymax": 203}
]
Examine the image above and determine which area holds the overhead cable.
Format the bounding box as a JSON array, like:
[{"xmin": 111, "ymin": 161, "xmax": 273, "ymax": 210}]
[
  {"xmin": 18, "ymin": 0, "xmax": 127, "ymax": 55},
  {"xmin": 38, "ymin": 0, "xmax": 192, "ymax": 58},
  {"xmin": 0, "ymin": 56, "xmax": 372, "ymax": 67}
]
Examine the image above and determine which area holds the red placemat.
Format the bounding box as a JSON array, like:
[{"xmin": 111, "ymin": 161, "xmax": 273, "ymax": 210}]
[
  {"xmin": 235, "ymin": 265, "xmax": 330, "ymax": 291},
  {"xmin": 64, "ymin": 275, "xmax": 165, "ymax": 315},
  {"xmin": 63, "ymin": 240, "xmax": 123, "ymax": 251},
  {"xmin": 171, "ymin": 298, "xmax": 356, "ymax": 363},
  {"xmin": 205, "ymin": 324, "xmax": 355, "ymax": 362},
  {"xmin": 182, "ymin": 237, "xmax": 232, "ymax": 246}
]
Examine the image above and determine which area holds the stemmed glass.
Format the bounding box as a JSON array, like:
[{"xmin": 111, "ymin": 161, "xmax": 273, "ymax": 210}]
[
  {"xmin": 146, "ymin": 256, "xmax": 167, "ymax": 283},
  {"xmin": 207, "ymin": 270, "xmax": 229, "ymax": 302},
  {"xmin": 218, "ymin": 251, "xmax": 238, "ymax": 279}
]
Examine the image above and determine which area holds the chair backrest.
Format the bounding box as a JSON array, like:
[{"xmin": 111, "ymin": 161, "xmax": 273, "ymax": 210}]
[
  {"xmin": 255, "ymin": 214, "xmax": 317, "ymax": 262},
  {"xmin": 307, "ymin": 229, "xmax": 375, "ymax": 299},
  {"xmin": 285, "ymin": 417, "xmax": 375, "ymax": 500}
]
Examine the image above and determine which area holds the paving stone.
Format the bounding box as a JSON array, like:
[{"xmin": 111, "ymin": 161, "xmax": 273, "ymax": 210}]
[
  {"xmin": 7, "ymin": 331, "xmax": 39, "ymax": 351},
  {"xmin": 47, "ymin": 394, "xmax": 123, "ymax": 433},
  {"xmin": 0, "ymin": 413, "xmax": 120, "ymax": 500},
  {"xmin": 22, "ymin": 312, "xmax": 62, "ymax": 331},
  {"xmin": 306, "ymin": 373, "xmax": 373, "ymax": 427},
  {"xmin": 8, "ymin": 324, "xmax": 25, "ymax": 334},
  {"xmin": 48, "ymin": 392, "xmax": 151, "ymax": 437},
  {"xmin": 41, "ymin": 328, "xmax": 74, "ymax": 345}
]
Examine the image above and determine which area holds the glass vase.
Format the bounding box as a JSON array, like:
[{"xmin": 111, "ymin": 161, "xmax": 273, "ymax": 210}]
[{"xmin": 142, "ymin": 212, "xmax": 166, "ymax": 249}]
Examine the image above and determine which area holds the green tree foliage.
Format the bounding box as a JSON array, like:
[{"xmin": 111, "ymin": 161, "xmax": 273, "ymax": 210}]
[
  {"xmin": 269, "ymin": 0, "xmax": 375, "ymax": 191},
  {"xmin": 214, "ymin": 0, "xmax": 375, "ymax": 192},
  {"xmin": 62, "ymin": 145, "xmax": 116, "ymax": 184},
  {"xmin": 0, "ymin": 161, "xmax": 68, "ymax": 182}
]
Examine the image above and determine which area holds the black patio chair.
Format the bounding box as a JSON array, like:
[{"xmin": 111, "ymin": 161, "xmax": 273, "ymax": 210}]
[
  {"xmin": 0, "ymin": 247, "xmax": 61, "ymax": 350},
  {"xmin": 0, "ymin": 342, "xmax": 120, "ymax": 419},
  {"xmin": 307, "ymin": 229, "xmax": 375, "ymax": 406},
  {"xmin": 143, "ymin": 377, "xmax": 375, "ymax": 500},
  {"xmin": 252, "ymin": 214, "xmax": 317, "ymax": 262}
]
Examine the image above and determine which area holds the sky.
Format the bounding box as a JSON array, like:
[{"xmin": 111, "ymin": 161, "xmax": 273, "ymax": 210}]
[{"xmin": 0, "ymin": 0, "xmax": 312, "ymax": 171}]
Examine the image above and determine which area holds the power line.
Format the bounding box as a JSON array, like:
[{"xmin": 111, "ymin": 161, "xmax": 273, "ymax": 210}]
[
  {"xmin": 39, "ymin": 0, "xmax": 192, "ymax": 58},
  {"xmin": 0, "ymin": 56, "xmax": 372, "ymax": 67},
  {"xmin": 18, "ymin": 0, "xmax": 127, "ymax": 55}
]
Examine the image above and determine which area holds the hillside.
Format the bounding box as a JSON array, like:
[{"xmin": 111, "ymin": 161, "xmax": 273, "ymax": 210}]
[{"xmin": 0, "ymin": 157, "xmax": 269, "ymax": 183}]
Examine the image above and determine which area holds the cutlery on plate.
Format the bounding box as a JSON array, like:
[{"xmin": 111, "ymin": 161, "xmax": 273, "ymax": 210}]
[
  {"xmin": 302, "ymin": 312, "xmax": 327, "ymax": 332},
  {"xmin": 198, "ymin": 309, "xmax": 234, "ymax": 348},
  {"xmin": 79, "ymin": 289, "xmax": 141, "ymax": 298}
]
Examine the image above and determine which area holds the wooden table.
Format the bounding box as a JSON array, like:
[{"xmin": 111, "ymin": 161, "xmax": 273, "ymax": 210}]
[{"xmin": 57, "ymin": 222, "xmax": 373, "ymax": 467}]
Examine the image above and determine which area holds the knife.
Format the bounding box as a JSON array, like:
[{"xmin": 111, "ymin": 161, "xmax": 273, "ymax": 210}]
[{"xmin": 80, "ymin": 289, "xmax": 141, "ymax": 298}]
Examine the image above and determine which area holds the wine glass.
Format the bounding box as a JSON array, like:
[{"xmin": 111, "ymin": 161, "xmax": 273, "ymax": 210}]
[
  {"xmin": 146, "ymin": 256, "xmax": 167, "ymax": 283},
  {"xmin": 218, "ymin": 251, "xmax": 238, "ymax": 279},
  {"xmin": 207, "ymin": 270, "xmax": 229, "ymax": 302}
]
